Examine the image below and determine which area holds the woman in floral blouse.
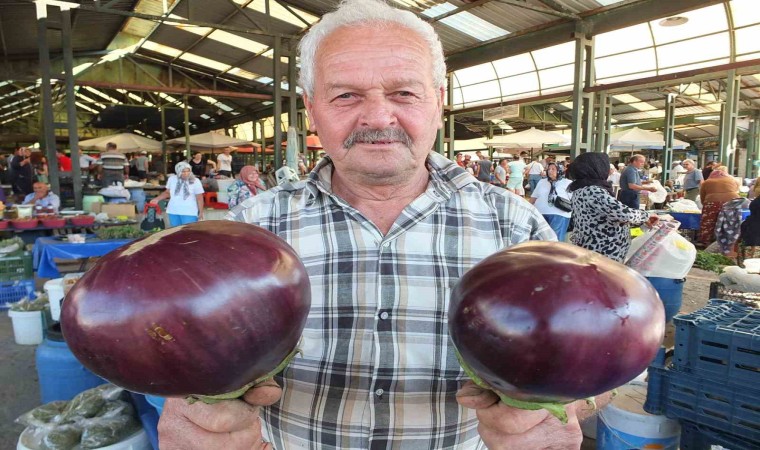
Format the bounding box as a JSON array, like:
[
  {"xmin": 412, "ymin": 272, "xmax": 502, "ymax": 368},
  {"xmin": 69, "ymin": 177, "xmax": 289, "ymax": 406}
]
[{"xmin": 227, "ymin": 165, "xmax": 266, "ymax": 209}]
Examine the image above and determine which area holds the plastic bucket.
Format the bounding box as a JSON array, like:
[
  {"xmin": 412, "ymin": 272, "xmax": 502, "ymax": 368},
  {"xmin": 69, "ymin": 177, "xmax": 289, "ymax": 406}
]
[
  {"xmin": 597, "ymin": 383, "xmax": 680, "ymax": 450},
  {"xmin": 127, "ymin": 188, "xmax": 146, "ymax": 213},
  {"xmin": 8, "ymin": 309, "xmax": 45, "ymax": 345},
  {"xmin": 646, "ymin": 277, "xmax": 685, "ymax": 322},
  {"xmin": 18, "ymin": 427, "xmax": 151, "ymax": 450},
  {"xmin": 35, "ymin": 323, "xmax": 104, "ymax": 403},
  {"xmin": 43, "ymin": 278, "xmax": 65, "ymax": 322},
  {"xmin": 83, "ymin": 194, "xmax": 105, "ymax": 213}
]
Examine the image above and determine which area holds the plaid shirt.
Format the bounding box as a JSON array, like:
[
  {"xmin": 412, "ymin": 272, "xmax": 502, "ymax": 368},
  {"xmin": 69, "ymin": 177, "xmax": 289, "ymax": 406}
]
[{"xmin": 228, "ymin": 152, "xmax": 555, "ymax": 449}]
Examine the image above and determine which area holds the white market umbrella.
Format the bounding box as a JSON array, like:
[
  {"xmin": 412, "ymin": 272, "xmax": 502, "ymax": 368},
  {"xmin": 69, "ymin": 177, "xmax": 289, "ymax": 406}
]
[
  {"xmin": 483, "ymin": 127, "xmax": 570, "ymax": 148},
  {"xmin": 78, "ymin": 132, "xmax": 162, "ymax": 153},
  {"xmin": 610, "ymin": 127, "xmax": 689, "ymax": 149},
  {"xmin": 166, "ymin": 131, "xmax": 252, "ymax": 149}
]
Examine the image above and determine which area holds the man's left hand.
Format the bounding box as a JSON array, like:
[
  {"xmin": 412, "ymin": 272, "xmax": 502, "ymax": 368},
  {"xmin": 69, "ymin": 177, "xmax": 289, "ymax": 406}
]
[{"xmin": 456, "ymin": 381, "xmax": 582, "ymax": 450}]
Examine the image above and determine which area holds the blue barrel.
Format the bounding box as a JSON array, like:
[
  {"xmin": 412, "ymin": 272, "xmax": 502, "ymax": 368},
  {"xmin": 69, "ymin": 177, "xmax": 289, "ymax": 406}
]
[
  {"xmin": 646, "ymin": 277, "xmax": 685, "ymax": 323},
  {"xmin": 35, "ymin": 323, "xmax": 103, "ymax": 403},
  {"xmin": 145, "ymin": 394, "xmax": 165, "ymax": 415}
]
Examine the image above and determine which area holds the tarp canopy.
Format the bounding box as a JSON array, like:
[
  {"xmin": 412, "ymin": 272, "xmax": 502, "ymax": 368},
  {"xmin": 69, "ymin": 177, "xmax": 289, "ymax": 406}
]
[
  {"xmin": 483, "ymin": 127, "xmax": 570, "ymax": 148},
  {"xmin": 610, "ymin": 127, "xmax": 689, "ymax": 149},
  {"xmin": 166, "ymin": 131, "xmax": 252, "ymax": 149},
  {"xmin": 78, "ymin": 132, "xmax": 162, "ymax": 153}
]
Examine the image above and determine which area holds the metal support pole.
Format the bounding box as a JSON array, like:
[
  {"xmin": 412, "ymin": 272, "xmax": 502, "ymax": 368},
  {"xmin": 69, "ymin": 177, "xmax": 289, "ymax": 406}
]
[
  {"xmin": 161, "ymin": 105, "xmax": 167, "ymax": 174},
  {"xmin": 446, "ymin": 73, "xmax": 455, "ymax": 160},
  {"xmin": 570, "ymin": 25, "xmax": 595, "ymax": 158},
  {"xmin": 183, "ymin": 95, "xmax": 191, "ymax": 160},
  {"xmin": 663, "ymin": 93, "xmax": 676, "ymax": 185},
  {"xmin": 747, "ymin": 112, "xmax": 760, "ymax": 178},
  {"xmin": 288, "ymin": 42, "xmax": 298, "ymax": 130},
  {"xmin": 593, "ymin": 91, "xmax": 611, "ymax": 153},
  {"xmin": 719, "ymin": 70, "xmax": 740, "ymax": 174},
  {"xmin": 61, "ymin": 7, "xmax": 82, "ymax": 209},
  {"xmin": 36, "ymin": 1, "xmax": 60, "ymax": 195},
  {"xmin": 273, "ymin": 36, "xmax": 283, "ymax": 170}
]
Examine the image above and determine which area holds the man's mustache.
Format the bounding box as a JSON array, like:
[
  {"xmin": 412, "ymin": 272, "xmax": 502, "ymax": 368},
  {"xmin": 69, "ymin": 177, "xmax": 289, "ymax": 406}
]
[{"xmin": 343, "ymin": 128, "xmax": 413, "ymax": 149}]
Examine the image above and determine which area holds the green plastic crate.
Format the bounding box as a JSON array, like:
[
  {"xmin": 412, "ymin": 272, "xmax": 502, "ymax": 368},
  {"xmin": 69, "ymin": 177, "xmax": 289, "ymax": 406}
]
[{"xmin": 0, "ymin": 251, "xmax": 33, "ymax": 282}]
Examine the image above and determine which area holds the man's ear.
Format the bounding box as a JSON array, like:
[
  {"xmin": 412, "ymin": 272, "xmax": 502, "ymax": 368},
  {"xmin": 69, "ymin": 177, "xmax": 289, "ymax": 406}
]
[{"xmin": 303, "ymin": 95, "xmax": 317, "ymax": 132}]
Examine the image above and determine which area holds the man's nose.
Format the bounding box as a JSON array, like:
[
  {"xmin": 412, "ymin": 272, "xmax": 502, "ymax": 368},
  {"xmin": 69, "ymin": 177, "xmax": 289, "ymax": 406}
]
[{"xmin": 359, "ymin": 96, "xmax": 397, "ymax": 129}]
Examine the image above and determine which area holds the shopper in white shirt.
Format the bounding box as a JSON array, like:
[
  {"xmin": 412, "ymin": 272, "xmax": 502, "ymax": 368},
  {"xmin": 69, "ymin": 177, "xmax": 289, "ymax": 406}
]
[
  {"xmin": 530, "ymin": 162, "xmax": 572, "ymax": 241},
  {"xmin": 217, "ymin": 147, "xmax": 233, "ymax": 177},
  {"xmin": 149, "ymin": 161, "xmax": 204, "ymax": 226},
  {"xmin": 525, "ymin": 156, "xmax": 545, "ymax": 193}
]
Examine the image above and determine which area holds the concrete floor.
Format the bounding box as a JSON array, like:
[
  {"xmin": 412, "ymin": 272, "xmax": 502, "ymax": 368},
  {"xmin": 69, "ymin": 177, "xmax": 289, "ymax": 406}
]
[{"xmin": 0, "ymin": 268, "xmax": 720, "ymax": 450}]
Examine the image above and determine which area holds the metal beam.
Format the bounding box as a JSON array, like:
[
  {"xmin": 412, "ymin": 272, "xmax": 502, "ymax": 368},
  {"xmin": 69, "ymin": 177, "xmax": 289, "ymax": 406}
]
[
  {"xmin": 59, "ymin": 80, "xmax": 273, "ymax": 101},
  {"xmin": 748, "ymin": 112, "xmax": 759, "ymax": 178},
  {"xmin": 499, "ymin": 0, "xmax": 579, "ymax": 20},
  {"xmin": 719, "ymin": 70, "xmax": 740, "ymax": 173},
  {"xmin": 570, "ymin": 29, "xmax": 594, "ymax": 158},
  {"xmin": 537, "ymin": 0, "xmax": 575, "ymax": 15},
  {"xmin": 273, "ymin": 36, "xmax": 282, "ymax": 170},
  {"xmin": 62, "ymin": 8, "xmax": 82, "ymax": 209},
  {"xmin": 446, "ymin": 0, "xmax": 723, "ymax": 71},
  {"xmin": 663, "ymin": 93, "xmax": 676, "ymax": 184},
  {"xmin": 36, "ymin": 1, "xmax": 60, "ymax": 195},
  {"xmin": 427, "ymin": 0, "xmax": 497, "ymax": 24}
]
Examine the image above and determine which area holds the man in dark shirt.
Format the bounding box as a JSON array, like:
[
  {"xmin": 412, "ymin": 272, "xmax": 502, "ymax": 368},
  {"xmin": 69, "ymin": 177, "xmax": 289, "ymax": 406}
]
[
  {"xmin": 702, "ymin": 160, "xmax": 715, "ymax": 180},
  {"xmin": 619, "ymin": 154, "xmax": 656, "ymax": 209},
  {"xmin": 475, "ymin": 154, "xmax": 492, "ymax": 183},
  {"xmin": 11, "ymin": 147, "xmax": 34, "ymax": 199}
]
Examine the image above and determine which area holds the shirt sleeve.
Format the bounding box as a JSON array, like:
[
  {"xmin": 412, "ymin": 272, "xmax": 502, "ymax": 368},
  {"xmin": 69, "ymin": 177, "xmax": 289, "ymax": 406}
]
[{"xmin": 599, "ymin": 191, "xmax": 649, "ymax": 225}]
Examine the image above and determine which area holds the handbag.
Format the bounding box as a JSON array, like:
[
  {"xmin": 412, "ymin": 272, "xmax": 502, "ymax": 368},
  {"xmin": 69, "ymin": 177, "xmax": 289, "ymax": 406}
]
[{"xmin": 549, "ymin": 182, "xmax": 572, "ymax": 213}]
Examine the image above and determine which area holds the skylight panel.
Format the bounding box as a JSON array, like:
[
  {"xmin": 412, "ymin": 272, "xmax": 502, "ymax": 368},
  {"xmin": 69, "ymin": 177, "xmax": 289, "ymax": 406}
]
[
  {"xmin": 83, "ymin": 86, "xmax": 120, "ymax": 104},
  {"xmin": 227, "ymin": 67, "xmax": 260, "ymax": 80},
  {"xmin": 179, "ymin": 52, "xmax": 231, "ymax": 72},
  {"xmin": 142, "ymin": 40, "xmax": 182, "ymax": 58},
  {"xmin": 1, "ymin": 109, "xmax": 38, "ymax": 125},
  {"xmin": 76, "ymin": 102, "xmax": 100, "ymax": 114},
  {"xmin": 199, "ymin": 95, "xmax": 234, "ymax": 112},
  {"xmin": 422, "ymin": 2, "xmax": 509, "ymax": 41},
  {"xmin": 76, "ymin": 93, "xmax": 106, "ymax": 109},
  {"xmin": 0, "ymin": 102, "xmax": 37, "ymax": 118},
  {"xmin": 256, "ymin": 76, "xmax": 274, "ymax": 84},
  {"xmin": 158, "ymin": 93, "xmax": 183, "ymax": 106},
  {"xmin": 240, "ymin": 0, "xmax": 319, "ymax": 28}
]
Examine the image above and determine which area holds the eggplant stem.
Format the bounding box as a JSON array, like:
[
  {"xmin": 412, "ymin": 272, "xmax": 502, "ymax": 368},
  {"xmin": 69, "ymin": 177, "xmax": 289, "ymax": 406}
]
[
  {"xmin": 454, "ymin": 349, "xmax": 569, "ymax": 424},
  {"xmin": 186, "ymin": 345, "xmax": 301, "ymax": 404}
]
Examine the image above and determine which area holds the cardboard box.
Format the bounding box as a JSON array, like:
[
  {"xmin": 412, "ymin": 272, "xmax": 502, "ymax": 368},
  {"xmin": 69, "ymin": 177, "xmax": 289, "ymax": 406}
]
[{"xmin": 91, "ymin": 202, "xmax": 137, "ymax": 218}]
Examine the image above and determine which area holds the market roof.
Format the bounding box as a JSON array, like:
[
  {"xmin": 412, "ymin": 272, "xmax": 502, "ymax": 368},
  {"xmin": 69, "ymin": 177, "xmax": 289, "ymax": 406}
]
[{"xmin": 1, "ymin": 0, "xmax": 758, "ymax": 145}]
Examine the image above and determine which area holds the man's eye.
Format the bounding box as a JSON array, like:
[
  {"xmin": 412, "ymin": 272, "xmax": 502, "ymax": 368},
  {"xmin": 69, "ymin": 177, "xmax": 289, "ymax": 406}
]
[
  {"xmin": 337, "ymin": 93, "xmax": 354, "ymax": 99},
  {"xmin": 397, "ymin": 91, "xmax": 414, "ymax": 97}
]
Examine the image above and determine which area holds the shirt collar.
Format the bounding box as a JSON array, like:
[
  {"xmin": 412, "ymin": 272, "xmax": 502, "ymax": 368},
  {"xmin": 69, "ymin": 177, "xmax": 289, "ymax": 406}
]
[{"xmin": 303, "ymin": 151, "xmax": 479, "ymax": 206}]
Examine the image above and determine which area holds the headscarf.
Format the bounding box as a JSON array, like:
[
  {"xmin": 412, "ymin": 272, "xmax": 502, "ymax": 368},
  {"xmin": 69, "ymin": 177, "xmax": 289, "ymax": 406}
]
[
  {"xmin": 174, "ymin": 161, "xmax": 196, "ymax": 200},
  {"xmin": 239, "ymin": 165, "xmax": 265, "ymax": 194},
  {"xmin": 567, "ymin": 152, "xmax": 614, "ymax": 195},
  {"xmin": 742, "ymin": 196, "xmax": 760, "ymax": 246},
  {"xmin": 709, "ymin": 166, "xmax": 730, "ymax": 179}
]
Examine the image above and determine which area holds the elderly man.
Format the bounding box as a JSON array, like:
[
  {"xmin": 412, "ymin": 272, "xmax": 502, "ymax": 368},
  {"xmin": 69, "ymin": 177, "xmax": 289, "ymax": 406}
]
[
  {"xmin": 23, "ymin": 182, "xmax": 60, "ymax": 213},
  {"xmin": 158, "ymin": 1, "xmax": 601, "ymax": 449},
  {"xmin": 619, "ymin": 154, "xmax": 657, "ymax": 209},
  {"xmin": 681, "ymin": 158, "xmax": 704, "ymax": 201}
]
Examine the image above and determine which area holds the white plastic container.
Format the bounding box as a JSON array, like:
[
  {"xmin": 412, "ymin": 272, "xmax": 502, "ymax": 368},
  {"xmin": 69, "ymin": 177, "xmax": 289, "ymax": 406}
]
[
  {"xmin": 44, "ymin": 278, "xmax": 65, "ymax": 322},
  {"xmin": 596, "ymin": 383, "xmax": 680, "ymax": 450},
  {"xmin": 744, "ymin": 258, "xmax": 760, "ymax": 274},
  {"xmin": 216, "ymin": 190, "xmax": 229, "ymax": 204},
  {"xmin": 18, "ymin": 427, "xmax": 151, "ymax": 450},
  {"xmin": 8, "ymin": 310, "xmax": 45, "ymax": 345},
  {"xmin": 216, "ymin": 179, "xmax": 234, "ymax": 194}
]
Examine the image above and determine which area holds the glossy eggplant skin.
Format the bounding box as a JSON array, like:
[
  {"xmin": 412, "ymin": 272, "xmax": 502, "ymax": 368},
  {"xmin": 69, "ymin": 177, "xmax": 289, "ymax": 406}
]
[
  {"xmin": 448, "ymin": 241, "xmax": 664, "ymax": 403},
  {"xmin": 61, "ymin": 220, "xmax": 311, "ymax": 397}
]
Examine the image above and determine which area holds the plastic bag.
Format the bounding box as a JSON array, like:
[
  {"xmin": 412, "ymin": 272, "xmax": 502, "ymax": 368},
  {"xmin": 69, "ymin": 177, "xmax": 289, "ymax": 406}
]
[
  {"xmin": 15, "ymin": 384, "xmax": 141, "ymax": 450},
  {"xmin": 720, "ymin": 266, "xmax": 760, "ymax": 292},
  {"xmin": 667, "ymin": 199, "xmax": 701, "ymax": 212},
  {"xmin": 625, "ymin": 220, "xmax": 697, "ymax": 279}
]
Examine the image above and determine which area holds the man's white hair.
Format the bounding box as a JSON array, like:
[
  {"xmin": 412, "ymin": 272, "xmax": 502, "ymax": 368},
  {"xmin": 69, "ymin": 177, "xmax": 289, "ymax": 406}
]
[{"xmin": 298, "ymin": 0, "xmax": 447, "ymax": 98}]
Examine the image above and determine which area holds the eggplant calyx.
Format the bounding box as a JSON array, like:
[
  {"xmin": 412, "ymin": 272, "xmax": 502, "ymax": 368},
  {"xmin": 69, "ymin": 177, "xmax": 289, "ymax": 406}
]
[
  {"xmin": 186, "ymin": 345, "xmax": 302, "ymax": 405},
  {"xmin": 454, "ymin": 349, "xmax": 569, "ymax": 424}
]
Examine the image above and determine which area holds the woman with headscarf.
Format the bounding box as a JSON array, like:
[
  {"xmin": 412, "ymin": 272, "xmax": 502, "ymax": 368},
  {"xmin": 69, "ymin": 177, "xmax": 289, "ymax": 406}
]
[
  {"xmin": 227, "ymin": 165, "xmax": 266, "ymax": 209},
  {"xmin": 698, "ymin": 166, "xmax": 740, "ymax": 246},
  {"xmin": 568, "ymin": 152, "xmax": 658, "ymax": 262},
  {"xmin": 149, "ymin": 161, "xmax": 204, "ymax": 227},
  {"xmin": 738, "ymin": 196, "xmax": 760, "ymax": 266},
  {"xmin": 529, "ymin": 162, "xmax": 572, "ymax": 242}
]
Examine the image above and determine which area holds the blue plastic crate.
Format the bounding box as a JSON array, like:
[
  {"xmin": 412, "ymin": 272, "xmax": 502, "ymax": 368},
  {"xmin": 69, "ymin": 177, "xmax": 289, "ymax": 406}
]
[
  {"xmin": 673, "ymin": 299, "xmax": 760, "ymax": 389},
  {"xmin": 0, "ymin": 279, "xmax": 35, "ymax": 309},
  {"xmin": 680, "ymin": 420, "xmax": 759, "ymax": 450},
  {"xmin": 648, "ymin": 367, "xmax": 760, "ymax": 443}
]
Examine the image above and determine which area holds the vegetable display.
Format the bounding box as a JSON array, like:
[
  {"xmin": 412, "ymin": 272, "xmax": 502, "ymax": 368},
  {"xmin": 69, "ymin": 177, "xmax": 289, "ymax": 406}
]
[
  {"xmin": 448, "ymin": 241, "xmax": 665, "ymax": 421},
  {"xmin": 61, "ymin": 220, "xmax": 311, "ymax": 402}
]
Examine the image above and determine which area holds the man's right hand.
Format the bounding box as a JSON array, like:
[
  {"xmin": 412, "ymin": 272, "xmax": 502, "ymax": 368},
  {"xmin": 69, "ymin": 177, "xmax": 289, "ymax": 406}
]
[{"xmin": 157, "ymin": 379, "xmax": 283, "ymax": 450}]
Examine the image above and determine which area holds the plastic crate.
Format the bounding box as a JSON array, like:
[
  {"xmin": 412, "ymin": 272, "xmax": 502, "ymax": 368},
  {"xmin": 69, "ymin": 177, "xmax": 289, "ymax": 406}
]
[
  {"xmin": 680, "ymin": 420, "xmax": 760, "ymax": 450},
  {"xmin": 673, "ymin": 299, "xmax": 760, "ymax": 389},
  {"xmin": 709, "ymin": 281, "xmax": 760, "ymax": 307},
  {"xmin": 647, "ymin": 365, "xmax": 760, "ymax": 443},
  {"xmin": 0, "ymin": 251, "xmax": 33, "ymax": 282},
  {"xmin": 0, "ymin": 279, "xmax": 36, "ymax": 309}
]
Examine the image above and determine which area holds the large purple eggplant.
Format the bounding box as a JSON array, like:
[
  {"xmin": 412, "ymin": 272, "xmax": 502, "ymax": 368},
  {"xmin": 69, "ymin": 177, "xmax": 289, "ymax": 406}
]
[
  {"xmin": 61, "ymin": 220, "xmax": 311, "ymax": 402},
  {"xmin": 448, "ymin": 241, "xmax": 664, "ymax": 420}
]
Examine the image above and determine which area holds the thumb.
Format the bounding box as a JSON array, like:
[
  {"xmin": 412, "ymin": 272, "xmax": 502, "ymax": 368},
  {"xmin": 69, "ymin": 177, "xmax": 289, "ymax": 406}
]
[
  {"xmin": 456, "ymin": 380, "xmax": 499, "ymax": 410},
  {"xmin": 243, "ymin": 378, "xmax": 283, "ymax": 407}
]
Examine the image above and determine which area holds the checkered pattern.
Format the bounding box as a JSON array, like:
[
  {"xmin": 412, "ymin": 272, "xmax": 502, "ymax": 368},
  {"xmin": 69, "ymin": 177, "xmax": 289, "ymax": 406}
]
[{"xmin": 228, "ymin": 152, "xmax": 555, "ymax": 449}]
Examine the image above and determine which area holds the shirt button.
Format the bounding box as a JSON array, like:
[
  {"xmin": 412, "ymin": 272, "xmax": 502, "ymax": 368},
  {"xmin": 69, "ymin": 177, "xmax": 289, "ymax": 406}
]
[
  {"xmin": 379, "ymin": 311, "xmax": 389, "ymax": 320},
  {"xmin": 375, "ymin": 389, "xmax": 384, "ymax": 397},
  {"xmin": 382, "ymin": 242, "xmax": 390, "ymax": 248}
]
